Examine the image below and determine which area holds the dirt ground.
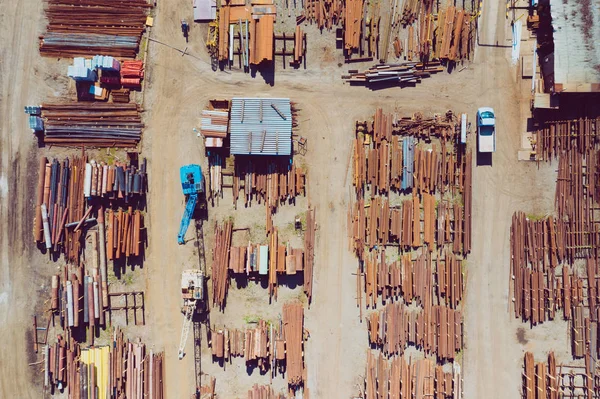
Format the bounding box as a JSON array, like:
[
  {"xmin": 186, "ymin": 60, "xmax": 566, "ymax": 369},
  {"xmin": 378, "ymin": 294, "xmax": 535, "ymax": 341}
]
[{"xmin": 0, "ymin": 0, "xmax": 573, "ymax": 398}]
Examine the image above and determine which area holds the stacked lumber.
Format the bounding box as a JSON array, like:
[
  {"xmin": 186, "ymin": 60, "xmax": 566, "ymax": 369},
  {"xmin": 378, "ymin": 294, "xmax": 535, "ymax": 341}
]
[
  {"xmin": 365, "ymin": 351, "xmax": 457, "ymax": 399},
  {"xmin": 111, "ymin": 89, "xmax": 131, "ymax": 103},
  {"xmin": 228, "ymin": 243, "xmax": 304, "ymax": 276},
  {"xmin": 283, "ymin": 302, "xmax": 305, "ymax": 387},
  {"xmin": 234, "ymin": 160, "xmax": 306, "ymax": 210},
  {"xmin": 367, "ymin": 302, "xmax": 463, "ymax": 360},
  {"xmin": 303, "ymin": 0, "xmax": 343, "ymax": 30},
  {"xmin": 212, "ymin": 220, "xmax": 233, "ymax": 309},
  {"xmin": 40, "ymin": 0, "xmax": 150, "ymax": 57},
  {"xmin": 535, "ymin": 117, "xmax": 600, "ymax": 161},
  {"xmin": 43, "ymin": 328, "xmax": 164, "ymax": 399},
  {"xmin": 106, "ymin": 208, "xmax": 144, "ymax": 260},
  {"xmin": 198, "ymin": 377, "xmax": 216, "ymax": 399},
  {"xmin": 34, "ymin": 155, "xmax": 147, "ymax": 263},
  {"xmin": 40, "ymin": 102, "xmax": 143, "ymax": 147},
  {"xmin": 304, "ymin": 208, "xmax": 316, "ymax": 303},
  {"xmin": 343, "ymin": 0, "xmax": 364, "ymax": 55},
  {"xmin": 437, "ymin": 7, "xmax": 472, "ymax": 61},
  {"xmin": 248, "ymin": 385, "xmax": 285, "ymax": 399},
  {"xmin": 343, "ymin": 62, "xmax": 444, "ymax": 87}
]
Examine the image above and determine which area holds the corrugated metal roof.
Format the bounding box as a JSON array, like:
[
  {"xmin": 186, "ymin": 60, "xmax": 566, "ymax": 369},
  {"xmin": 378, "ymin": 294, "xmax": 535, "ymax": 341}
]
[
  {"xmin": 550, "ymin": 0, "xmax": 600, "ymax": 90},
  {"xmin": 230, "ymin": 98, "xmax": 292, "ymax": 156},
  {"xmin": 193, "ymin": 0, "xmax": 216, "ymax": 21}
]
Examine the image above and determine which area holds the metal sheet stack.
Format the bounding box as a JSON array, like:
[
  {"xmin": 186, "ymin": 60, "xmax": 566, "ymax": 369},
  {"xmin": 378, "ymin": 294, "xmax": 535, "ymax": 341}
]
[
  {"xmin": 40, "ymin": 103, "xmax": 144, "ymax": 147},
  {"xmin": 40, "ymin": 0, "xmax": 151, "ymax": 57}
]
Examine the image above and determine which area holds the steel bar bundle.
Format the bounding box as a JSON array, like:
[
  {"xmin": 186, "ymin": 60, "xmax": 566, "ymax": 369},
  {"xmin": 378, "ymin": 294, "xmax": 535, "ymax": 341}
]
[
  {"xmin": 212, "ymin": 220, "xmax": 233, "ymax": 309},
  {"xmin": 40, "ymin": 0, "xmax": 150, "ymax": 57},
  {"xmin": 365, "ymin": 351, "xmax": 457, "ymax": 399},
  {"xmin": 229, "ymin": 243, "xmax": 304, "ymax": 276},
  {"xmin": 304, "ymin": 208, "xmax": 316, "ymax": 303},
  {"xmin": 343, "ymin": 62, "xmax": 444, "ymax": 87},
  {"xmin": 535, "ymin": 117, "xmax": 600, "ymax": 161},
  {"xmin": 343, "ymin": 0, "xmax": 364, "ymax": 55},
  {"xmin": 43, "ymin": 328, "xmax": 164, "ymax": 399},
  {"xmin": 283, "ymin": 302, "xmax": 305, "ymax": 387},
  {"xmin": 40, "ymin": 103, "xmax": 143, "ymax": 147}
]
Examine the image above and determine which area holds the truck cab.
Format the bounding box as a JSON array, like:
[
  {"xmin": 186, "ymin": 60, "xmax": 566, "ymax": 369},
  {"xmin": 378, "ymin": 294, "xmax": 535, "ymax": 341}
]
[{"xmin": 477, "ymin": 107, "xmax": 496, "ymax": 153}]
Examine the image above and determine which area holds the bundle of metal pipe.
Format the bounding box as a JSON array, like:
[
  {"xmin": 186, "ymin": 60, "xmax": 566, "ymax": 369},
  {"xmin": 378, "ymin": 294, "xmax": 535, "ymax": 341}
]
[
  {"xmin": 342, "ymin": 62, "xmax": 444, "ymax": 88},
  {"xmin": 34, "ymin": 155, "xmax": 147, "ymax": 264},
  {"xmin": 43, "ymin": 328, "xmax": 165, "ymax": 399},
  {"xmin": 39, "ymin": 103, "xmax": 143, "ymax": 147},
  {"xmin": 106, "ymin": 208, "xmax": 144, "ymax": 261},
  {"xmin": 40, "ymin": 0, "xmax": 151, "ymax": 57}
]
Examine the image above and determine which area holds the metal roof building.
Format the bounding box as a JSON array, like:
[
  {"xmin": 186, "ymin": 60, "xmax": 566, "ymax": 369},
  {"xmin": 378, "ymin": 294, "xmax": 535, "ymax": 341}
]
[
  {"xmin": 549, "ymin": 0, "xmax": 600, "ymax": 92},
  {"xmin": 229, "ymin": 98, "xmax": 292, "ymax": 156}
]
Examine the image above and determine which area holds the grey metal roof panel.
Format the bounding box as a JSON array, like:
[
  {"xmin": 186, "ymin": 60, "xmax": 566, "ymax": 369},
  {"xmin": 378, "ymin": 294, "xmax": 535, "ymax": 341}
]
[
  {"xmin": 549, "ymin": 0, "xmax": 600, "ymax": 87},
  {"xmin": 229, "ymin": 98, "xmax": 292, "ymax": 156}
]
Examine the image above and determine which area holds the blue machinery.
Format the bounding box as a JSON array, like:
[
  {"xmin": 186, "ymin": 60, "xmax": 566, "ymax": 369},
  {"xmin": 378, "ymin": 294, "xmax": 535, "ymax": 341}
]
[{"xmin": 178, "ymin": 164, "xmax": 204, "ymax": 245}]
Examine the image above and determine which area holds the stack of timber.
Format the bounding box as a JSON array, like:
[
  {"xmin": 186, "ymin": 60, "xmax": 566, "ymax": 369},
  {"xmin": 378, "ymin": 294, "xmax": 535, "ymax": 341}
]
[
  {"xmin": 343, "ymin": 62, "xmax": 444, "ymax": 87},
  {"xmin": 40, "ymin": 0, "xmax": 151, "ymax": 57},
  {"xmin": 233, "ymin": 160, "xmax": 306, "ymax": 210},
  {"xmin": 534, "ymin": 117, "xmax": 600, "ymax": 161},
  {"xmin": 198, "ymin": 377, "xmax": 216, "ymax": 399},
  {"xmin": 248, "ymin": 385, "xmax": 285, "ymax": 399},
  {"xmin": 302, "ymin": 0, "xmax": 343, "ymax": 30},
  {"xmin": 436, "ymin": 6, "xmax": 472, "ymax": 62},
  {"xmin": 33, "ymin": 155, "xmax": 147, "ymax": 263},
  {"xmin": 110, "ymin": 89, "xmax": 131, "ymax": 103},
  {"xmin": 217, "ymin": 1, "xmax": 276, "ymax": 66},
  {"xmin": 40, "ymin": 103, "xmax": 144, "ymax": 147},
  {"xmin": 43, "ymin": 328, "xmax": 164, "ymax": 399},
  {"xmin": 364, "ymin": 351, "xmax": 459, "ymax": 399},
  {"xmin": 367, "ymin": 302, "xmax": 463, "ymax": 361},
  {"xmin": 212, "ymin": 220, "xmax": 232, "ymax": 309}
]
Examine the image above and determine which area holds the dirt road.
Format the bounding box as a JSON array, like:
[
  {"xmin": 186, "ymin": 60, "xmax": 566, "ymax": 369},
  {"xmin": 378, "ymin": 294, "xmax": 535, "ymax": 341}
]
[
  {"xmin": 462, "ymin": 2, "xmax": 557, "ymax": 398},
  {"xmin": 0, "ymin": 0, "xmax": 59, "ymax": 397}
]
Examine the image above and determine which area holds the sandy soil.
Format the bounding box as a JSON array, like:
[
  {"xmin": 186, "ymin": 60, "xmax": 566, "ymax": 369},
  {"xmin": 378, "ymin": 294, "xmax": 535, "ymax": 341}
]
[{"xmin": 0, "ymin": 0, "xmax": 570, "ymax": 398}]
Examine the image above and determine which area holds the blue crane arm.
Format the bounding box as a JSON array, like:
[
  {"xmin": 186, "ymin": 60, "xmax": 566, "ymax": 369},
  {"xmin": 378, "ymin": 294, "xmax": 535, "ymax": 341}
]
[{"xmin": 178, "ymin": 193, "xmax": 198, "ymax": 245}]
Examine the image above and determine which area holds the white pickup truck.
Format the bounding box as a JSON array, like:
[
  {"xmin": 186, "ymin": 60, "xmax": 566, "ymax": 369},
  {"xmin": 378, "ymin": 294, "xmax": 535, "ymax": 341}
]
[{"xmin": 477, "ymin": 107, "xmax": 496, "ymax": 153}]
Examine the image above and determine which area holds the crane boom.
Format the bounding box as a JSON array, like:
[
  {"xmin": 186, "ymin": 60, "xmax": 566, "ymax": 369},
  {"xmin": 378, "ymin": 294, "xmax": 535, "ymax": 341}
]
[
  {"xmin": 178, "ymin": 192, "xmax": 198, "ymax": 244},
  {"xmin": 178, "ymin": 300, "xmax": 196, "ymax": 359}
]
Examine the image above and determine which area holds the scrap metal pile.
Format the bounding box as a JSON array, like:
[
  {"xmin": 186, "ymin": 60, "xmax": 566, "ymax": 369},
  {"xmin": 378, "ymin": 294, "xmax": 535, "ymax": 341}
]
[
  {"xmin": 43, "ymin": 328, "xmax": 164, "ymax": 399},
  {"xmin": 39, "ymin": 103, "xmax": 144, "ymax": 147},
  {"xmin": 33, "ymin": 154, "xmax": 147, "ymax": 264},
  {"xmin": 349, "ymin": 109, "xmax": 469, "ymax": 398},
  {"xmin": 40, "ymin": 0, "xmax": 151, "ymax": 57},
  {"xmin": 210, "ymin": 302, "xmax": 306, "ymax": 392},
  {"xmin": 342, "ymin": 62, "xmax": 444, "ymax": 87}
]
